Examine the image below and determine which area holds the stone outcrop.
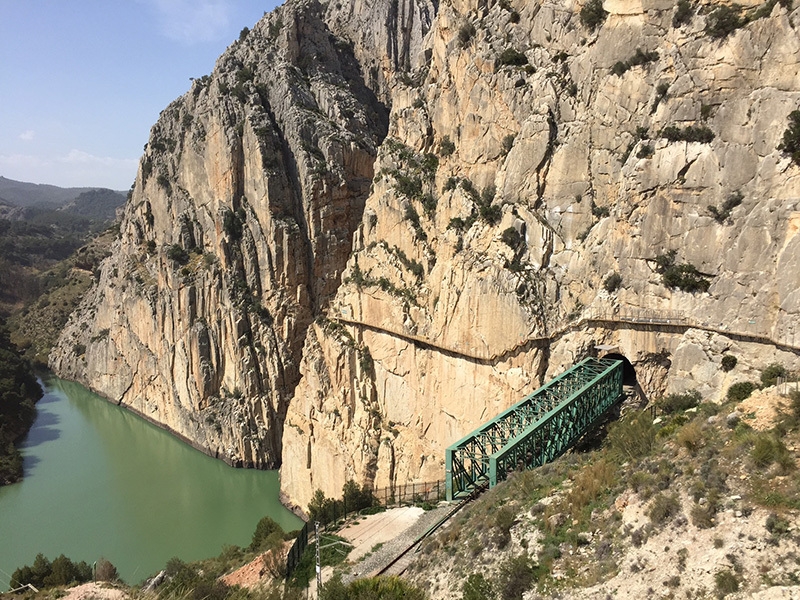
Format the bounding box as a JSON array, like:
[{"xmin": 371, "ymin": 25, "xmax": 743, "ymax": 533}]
[{"xmin": 52, "ymin": 0, "xmax": 800, "ymax": 511}]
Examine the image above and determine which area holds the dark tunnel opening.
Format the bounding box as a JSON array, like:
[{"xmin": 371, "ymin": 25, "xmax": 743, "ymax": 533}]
[{"xmin": 603, "ymin": 352, "xmax": 637, "ymax": 387}]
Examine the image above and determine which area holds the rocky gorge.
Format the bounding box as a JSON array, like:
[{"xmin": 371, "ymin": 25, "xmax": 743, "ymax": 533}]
[{"xmin": 51, "ymin": 0, "xmax": 800, "ymax": 513}]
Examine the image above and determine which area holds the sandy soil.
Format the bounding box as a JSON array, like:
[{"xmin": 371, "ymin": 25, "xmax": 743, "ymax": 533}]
[
  {"xmin": 218, "ymin": 543, "xmax": 291, "ymax": 590},
  {"xmin": 337, "ymin": 506, "xmax": 426, "ymax": 562},
  {"xmin": 58, "ymin": 582, "xmax": 127, "ymax": 600},
  {"xmin": 738, "ymin": 387, "xmax": 791, "ymax": 431}
]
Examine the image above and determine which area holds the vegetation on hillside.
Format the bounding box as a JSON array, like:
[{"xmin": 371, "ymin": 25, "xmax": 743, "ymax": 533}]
[
  {"xmin": 7, "ymin": 229, "xmax": 115, "ymax": 366},
  {"xmin": 404, "ymin": 378, "xmax": 800, "ymax": 599},
  {"xmin": 0, "ymin": 316, "xmax": 43, "ymax": 485}
]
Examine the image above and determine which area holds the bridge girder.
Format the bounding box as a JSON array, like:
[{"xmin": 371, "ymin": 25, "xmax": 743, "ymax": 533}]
[{"xmin": 445, "ymin": 357, "xmax": 623, "ymax": 500}]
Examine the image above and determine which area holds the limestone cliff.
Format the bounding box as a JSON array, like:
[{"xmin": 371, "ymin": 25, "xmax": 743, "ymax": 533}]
[
  {"xmin": 50, "ymin": 0, "xmax": 433, "ymax": 467},
  {"xmin": 52, "ymin": 0, "xmax": 800, "ymax": 510}
]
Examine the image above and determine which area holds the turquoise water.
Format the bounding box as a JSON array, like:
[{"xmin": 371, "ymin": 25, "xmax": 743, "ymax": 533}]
[{"xmin": 0, "ymin": 377, "xmax": 301, "ymax": 589}]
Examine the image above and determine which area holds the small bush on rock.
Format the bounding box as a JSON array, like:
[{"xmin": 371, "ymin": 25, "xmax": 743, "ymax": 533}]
[
  {"xmin": 779, "ymin": 110, "xmax": 800, "ymax": 165},
  {"xmin": 603, "ymin": 272, "xmax": 622, "ymax": 293},
  {"xmin": 706, "ymin": 5, "xmax": 744, "ymax": 38},
  {"xmin": 761, "ymin": 363, "xmax": 788, "ymax": 388},
  {"xmin": 721, "ymin": 355, "xmax": 737, "ymax": 372},
  {"xmin": 673, "ymin": 0, "xmax": 693, "ymax": 27},
  {"xmin": 727, "ymin": 381, "xmax": 757, "ymax": 402},
  {"xmin": 580, "ymin": 0, "xmax": 608, "ymax": 31}
]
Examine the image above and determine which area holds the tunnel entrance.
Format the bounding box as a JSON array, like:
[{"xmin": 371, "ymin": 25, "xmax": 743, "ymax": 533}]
[{"xmin": 602, "ymin": 352, "xmax": 637, "ymax": 386}]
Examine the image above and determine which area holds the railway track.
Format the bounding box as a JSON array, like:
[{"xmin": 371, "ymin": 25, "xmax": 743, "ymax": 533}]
[{"xmin": 372, "ymin": 485, "xmax": 486, "ymax": 577}]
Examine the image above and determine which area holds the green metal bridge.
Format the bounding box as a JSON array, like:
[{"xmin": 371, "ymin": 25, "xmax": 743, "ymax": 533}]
[{"xmin": 445, "ymin": 357, "xmax": 623, "ymax": 501}]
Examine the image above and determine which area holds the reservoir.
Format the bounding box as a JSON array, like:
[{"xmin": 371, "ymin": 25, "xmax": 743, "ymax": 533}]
[{"xmin": 0, "ymin": 377, "xmax": 302, "ymax": 589}]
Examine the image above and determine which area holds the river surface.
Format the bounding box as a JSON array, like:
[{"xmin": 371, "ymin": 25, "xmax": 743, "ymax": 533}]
[{"xmin": 0, "ymin": 377, "xmax": 301, "ymax": 589}]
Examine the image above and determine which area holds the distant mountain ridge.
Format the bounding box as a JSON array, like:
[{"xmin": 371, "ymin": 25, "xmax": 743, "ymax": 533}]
[{"xmin": 0, "ymin": 176, "xmax": 125, "ymax": 209}]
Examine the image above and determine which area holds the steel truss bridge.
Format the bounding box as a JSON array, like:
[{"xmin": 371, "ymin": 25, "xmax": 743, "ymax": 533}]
[{"xmin": 445, "ymin": 357, "xmax": 623, "ymax": 501}]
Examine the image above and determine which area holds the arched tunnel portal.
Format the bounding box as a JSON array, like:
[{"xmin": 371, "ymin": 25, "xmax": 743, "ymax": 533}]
[{"xmin": 603, "ymin": 352, "xmax": 637, "ymax": 386}]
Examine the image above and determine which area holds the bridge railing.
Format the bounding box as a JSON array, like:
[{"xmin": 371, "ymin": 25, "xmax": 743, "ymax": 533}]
[{"xmin": 445, "ymin": 358, "xmax": 623, "ymax": 500}]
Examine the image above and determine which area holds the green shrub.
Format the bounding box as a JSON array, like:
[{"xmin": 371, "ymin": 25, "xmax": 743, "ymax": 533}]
[
  {"xmin": 654, "ymin": 250, "xmax": 711, "ymax": 292},
  {"xmin": 321, "ymin": 574, "xmax": 427, "ymax": 600},
  {"xmin": 580, "ymin": 0, "xmax": 608, "ymax": 31},
  {"xmin": 479, "ymin": 203, "xmax": 502, "ymax": 225},
  {"xmin": 497, "ymin": 48, "xmax": 528, "ymax": 67},
  {"xmin": 761, "ymin": 363, "xmax": 788, "ymax": 388},
  {"xmin": 603, "ymin": 272, "xmax": 622, "ymax": 293},
  {"xmin": 727, "ymin": 381, "xmax": 757, "ymax": 402},
  {"xmin": 458, "ymin": 22, "xmax": 476, "ymax": 47},
  {"xmin": 439, "ymin": 136, "xmax": 456, "ymax": 157},
  {"xmin": 611, "ymin": 48, "xmax": 659, "ymax": 76},
  {"xmin": 12, "ymin": 554, "xmax": 93, "ymax": 590},
  {"xmin": 751, "ymin": 433, "xmax": 792, "ymax": 470},
  {"xmin": 765, "ymin": 512, "xmax": 791, "ymax": 535},
  {"xmin": 636, "ymin": 144, "xmax": 654, "ymax": 159},
  {"xmin": 714, "ymin": 568, "xmax": 739, "ymax": 596},
  {"xmin": 591, "ymin": 200, "xmax": 610, "ymax": 218},
  {"xmin": 661, "ymin": 124, "xmax": 715, "ymax": 143},
  {"xmin": 606, "ymin": 412, "xmax": 658, "ymax": 460},
  {"xmin": 222, "ymin": 208, "xmax": 245, "ymax": 241},
  {"xmin": 721, "ymin": 355, "xmax": 737, "ymax": 372},
  {"xmin": 657, "ymin": 390, "xmax": 701, "ymax": 414},
  {"xmin": 395, "ymin": 174, "xmax": 423, "ymax": 199},
  {"xmin": 167, "ymin": 244, "xmax": 190, "ymax": 265},
  {"xmin": 463, "ymin": 573, "xmax": 496, "ymax": 600},
  {"xmin": 648, "ymin": 492, "xmax": 681, "ymax": 525},
  {"xmin": 249, "ymin": 516, "xmax": 284, "ymax": 552},
  {"xmin": 705, "ymin": 5, "xmax": 744, "ymax": 38},
  {"xmin": 497, "ymin": 554, "xmax": 536, "ymax": 600},
  {"xmin": 708, "ymin": 191, "xmax": 743, "ymax": 223},
  {"xmin": 494, "ymin": 505, "xmax": 517, "ymax": 549},
  {"xmin": 501, "ymin": 227, "xmax": 523, "ymax": 249},
  {"xmin": 673, "ymin": 0, "xmax": 693, "ymax": 27},
  {"xmin": 779, "ymin": 110, "xmax": 800, "ymax": 165}
]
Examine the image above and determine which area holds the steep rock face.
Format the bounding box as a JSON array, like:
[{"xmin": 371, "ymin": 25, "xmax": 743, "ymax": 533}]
[
  {"xmin": 50, "ymin": 0, "xmax": 435, "ymax": 467},
  {"xmin": 280, "ymin": 0, "xmax": 800, "ymax": 508},
  {"xmin": 51, "ymin": 0, "xmax": 800, "ymax": 511}
]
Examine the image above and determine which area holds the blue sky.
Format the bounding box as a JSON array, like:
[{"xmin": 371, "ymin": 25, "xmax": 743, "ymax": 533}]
[{"xmin": 0, "ymin": 0, "xmax": 282, "ymax": 191}]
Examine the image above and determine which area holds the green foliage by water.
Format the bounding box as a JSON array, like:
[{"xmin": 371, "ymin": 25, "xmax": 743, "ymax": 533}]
[
  {"xmin": 307, "ymin": 479, "xmax": 376, "ymax": 526},
  {"xmin": 0, "ymin": 316, "xmax": 42, "ymax": 485},
  {"xmin": 10, "ymin": 553, "xmax": 94, "ymax": 590}
]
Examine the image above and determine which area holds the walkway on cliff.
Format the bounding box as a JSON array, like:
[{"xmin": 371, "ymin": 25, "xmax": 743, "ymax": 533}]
[{"xmin": 335, "ymin": 306, "xmax": 800, "ymax": 364}]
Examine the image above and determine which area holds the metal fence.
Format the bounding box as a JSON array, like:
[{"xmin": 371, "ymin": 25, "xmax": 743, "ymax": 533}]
[
  {"xmin": 777, "ymin": 377, "xmax": 800, "ymax": 396},
  {"xmin": 285, "ymin": 521, "xmax": 309, "ymax": 577}
]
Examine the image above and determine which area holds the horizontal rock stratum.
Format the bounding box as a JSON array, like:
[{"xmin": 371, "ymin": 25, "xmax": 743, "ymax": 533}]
[{"xmin": 52, "ymin": 0, "xmax": 800, "ymax": 512}]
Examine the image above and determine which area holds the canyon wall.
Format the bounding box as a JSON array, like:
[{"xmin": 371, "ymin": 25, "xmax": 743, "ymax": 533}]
[{"xmin": 52, "ymin": 0, "xmax": 800, "ymax": 511}]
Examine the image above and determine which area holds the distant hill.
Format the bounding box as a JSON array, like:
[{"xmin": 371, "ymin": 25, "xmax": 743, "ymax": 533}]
[
  {"xmin": 0, "ymin": 176, "xmax": 125, "ymax": 211},
  {"xmin": 0, "ymin": 177, "xmax": 126, "ymax": 321},
  {"xmin": 59, "ymin": 188, "xmax": 126, "ymax": 223}
]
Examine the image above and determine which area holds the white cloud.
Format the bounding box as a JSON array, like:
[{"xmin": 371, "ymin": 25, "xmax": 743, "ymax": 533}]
[
  {"xmin": 143, "ymin": 0, "xmax": 234, "ymax": 44},
  {"xmin": 19, "ymin": 130, "xmax": 35, "ymax": 142},
  {"xmin": 0, "ymin": 151, "xmax": 138, "ymax": 190}
]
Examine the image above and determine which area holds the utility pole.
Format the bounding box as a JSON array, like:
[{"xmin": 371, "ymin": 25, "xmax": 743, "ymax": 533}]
[{"xmin": 315, "ymin": 521, "xmax": 321, "ymax": 597}]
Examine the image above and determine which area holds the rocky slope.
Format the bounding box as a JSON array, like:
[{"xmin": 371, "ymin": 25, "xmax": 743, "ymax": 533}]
[{"xmin": 52, "ymin": 0, "xmax": 800, "ymax": 509}]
